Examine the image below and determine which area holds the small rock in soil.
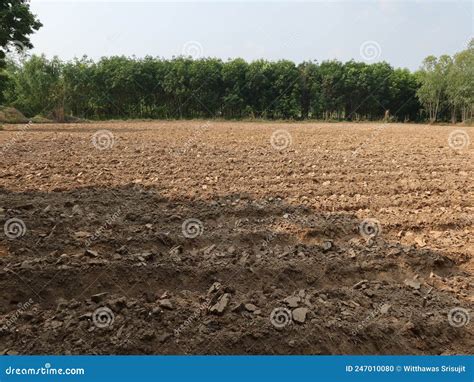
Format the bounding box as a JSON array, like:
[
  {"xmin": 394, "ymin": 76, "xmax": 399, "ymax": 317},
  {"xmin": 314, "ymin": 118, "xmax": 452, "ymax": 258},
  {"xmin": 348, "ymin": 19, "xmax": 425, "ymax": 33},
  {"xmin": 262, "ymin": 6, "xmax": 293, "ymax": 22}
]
[
  {"xmin": 283, "ymin": 296, "xmax": 300, "ymax": 308},
  {"xmin": 292, "ymin": 307, "xmax": 309, "ymax": 324},
  {"xmin": 380, "ymin": 304, "xmax": 391, "ymax": 314},
  {"xmin": 207, "ymin": 282, "xmax": 222, "ymax": 295},
  {"xmin": 244, "ymin": 303, "xmax": 258, "ymax": 312},
  {"xmin": 158, "ymin": 333, "xmax": 172, "ymax": 343},
  {"xmin": 353, "ymin": 280, "xmax": 368, "ymax": 289},
  {"xmin": 84, "ymin": 249, "xmax": 99, "ymax": 258},
  {"xmin": 159, "ymin": 299, "xmax": 174, "ymax": 310},
  {"xmin": 404, "ymin": 278, "xmax": 421, "ymax": 290},
  {"xmin": 74, "ymin": 231, "xmax": 90, "ymax": 238},
  {"xmin": 209, "ymin": 293, "xmax": 231, "ymax": 315},
  {"xmin": 322, "ymin": 240, "xmax": 333, "ymax": 252}
]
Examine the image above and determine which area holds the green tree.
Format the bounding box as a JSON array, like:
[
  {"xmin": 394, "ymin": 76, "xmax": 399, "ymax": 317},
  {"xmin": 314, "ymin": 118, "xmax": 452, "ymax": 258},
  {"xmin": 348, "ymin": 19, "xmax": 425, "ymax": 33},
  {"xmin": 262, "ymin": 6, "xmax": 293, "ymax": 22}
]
[
  {"xmin": 0, "ymin": 1, "xmax": 41, "ymax": 103},
  {"xmin": 222, "ymin": 58, "xmax": 248, "ymax": 118},
  {"xmin": 319, "ymin": 60, "xmax": 345, "ymax": 120},
  {"xmin": 7, "ymin": 55, "xmax": 63, "ymax": 118},
  {"xmin": 298, "ymin": 61, "xmax": 321, "ymax": 119},
  {"xmin": 0, "ymin": 0, "xmax": 42, "ymax": 67},
  {"xmin": 417, "ymin": 55, "xmax": 452, "ymax": 122},
  {"xmin": 389, "ymin": 68, "xmax": 420, "ymax": 122},
  {"xmin": 446, "ymin": 39, "xmax": 474, "ymax": 122}
]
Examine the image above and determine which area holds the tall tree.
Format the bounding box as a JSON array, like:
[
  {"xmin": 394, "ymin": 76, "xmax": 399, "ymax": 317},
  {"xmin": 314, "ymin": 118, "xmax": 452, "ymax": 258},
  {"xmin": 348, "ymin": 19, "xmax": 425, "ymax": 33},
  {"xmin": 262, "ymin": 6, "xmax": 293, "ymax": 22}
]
[
  {"xmin": 8, "ymin": 55, "xmax": 62, "ymax": 118},
  {"xmin": 0, "ymin": 0, "xmax": 41, "ymax": 104},
  {"xmin": 446, "ymin": 39, "xmax": 474, "ymax": 122},
  {"xmin": 0, "ymin": 0, "xmax": 42, "ymax": 67},
  {"xmin": 298, "ymin": 61, "xmax": 321, "ymax": 119},
  {"xmin": 417, "ymin": 55, "xmax": 452, "ymax": 122}
]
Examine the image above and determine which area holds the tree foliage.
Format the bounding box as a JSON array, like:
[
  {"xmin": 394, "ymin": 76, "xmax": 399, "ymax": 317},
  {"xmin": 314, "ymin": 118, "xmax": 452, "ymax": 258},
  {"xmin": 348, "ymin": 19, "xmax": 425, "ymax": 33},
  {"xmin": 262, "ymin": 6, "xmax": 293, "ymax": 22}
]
[
  {"xmin": 2, "ymin": 55, "xmax": 423, "ymax": 121},
  {"xmin": 0, "ymin": 0, "xmax": 42, "ymax": 66},
  {"xmin": 417, "ymin": 39, "xmax": 473, "ymax": 122},
  {"xmin": 0, "ymin": 0, "xmax": 42, "ymax": 103},
  {"xmin": 1, "ymin": 39, "xmax": 472, "ymax": 123}
]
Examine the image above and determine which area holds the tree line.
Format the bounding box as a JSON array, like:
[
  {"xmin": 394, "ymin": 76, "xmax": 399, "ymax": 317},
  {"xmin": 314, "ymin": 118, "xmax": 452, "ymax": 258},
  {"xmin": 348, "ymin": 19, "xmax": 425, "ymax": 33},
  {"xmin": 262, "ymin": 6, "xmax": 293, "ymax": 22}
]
[
  {"xmin": 1, "ymin": 45, "xmax": 472, "ymax": 123},
  {"xmin": 0, "ymin": 2, "xmax": 472, "ymax": 123},
  {"xmin": 417, "ymin": 40, "xmax": 474, "ymax": 123}
]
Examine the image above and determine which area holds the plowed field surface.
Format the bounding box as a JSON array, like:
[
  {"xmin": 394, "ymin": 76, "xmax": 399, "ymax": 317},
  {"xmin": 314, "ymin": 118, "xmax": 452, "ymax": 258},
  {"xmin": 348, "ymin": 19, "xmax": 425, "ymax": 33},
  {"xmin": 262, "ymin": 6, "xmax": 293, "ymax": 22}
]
[{"xmin": 0, "ymin": 121, "xmax": 472, "ymax": 354}]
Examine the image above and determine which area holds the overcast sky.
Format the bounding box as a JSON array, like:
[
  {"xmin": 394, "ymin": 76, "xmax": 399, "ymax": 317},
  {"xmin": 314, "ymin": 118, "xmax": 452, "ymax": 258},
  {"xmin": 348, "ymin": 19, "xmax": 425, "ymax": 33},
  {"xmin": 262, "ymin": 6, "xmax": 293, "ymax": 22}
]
[{"xmin": 29, "ymin": 0, "xmax": 473, "ymax": 70}]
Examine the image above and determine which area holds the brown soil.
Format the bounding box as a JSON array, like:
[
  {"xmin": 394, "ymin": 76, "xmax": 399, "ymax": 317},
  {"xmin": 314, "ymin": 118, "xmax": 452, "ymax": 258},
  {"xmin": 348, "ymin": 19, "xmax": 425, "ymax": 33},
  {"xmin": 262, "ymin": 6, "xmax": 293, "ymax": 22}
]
[{"xmin": 0, "ymin": 121, "xmax": 472, "ymax": 355}]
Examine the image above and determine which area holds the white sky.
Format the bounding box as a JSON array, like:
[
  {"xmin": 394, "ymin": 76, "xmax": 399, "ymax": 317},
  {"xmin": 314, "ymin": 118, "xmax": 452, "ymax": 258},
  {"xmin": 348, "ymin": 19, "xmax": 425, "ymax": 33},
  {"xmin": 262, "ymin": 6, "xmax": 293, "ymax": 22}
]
[{"xmin": 29, "ymin": 0, "xmax": 473, "ymax": 70}]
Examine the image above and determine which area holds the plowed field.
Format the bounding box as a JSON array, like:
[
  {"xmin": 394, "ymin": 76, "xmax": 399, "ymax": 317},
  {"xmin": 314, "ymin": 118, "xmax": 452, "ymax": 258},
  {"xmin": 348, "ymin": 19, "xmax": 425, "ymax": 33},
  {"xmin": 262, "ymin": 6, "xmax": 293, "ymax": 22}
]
[{"xmin": 0, "ymin": 121, "xmax": 472, "ymax": 354}]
